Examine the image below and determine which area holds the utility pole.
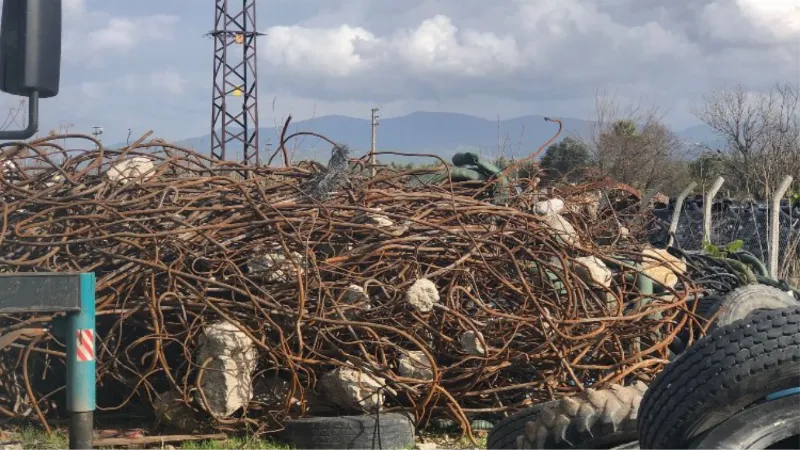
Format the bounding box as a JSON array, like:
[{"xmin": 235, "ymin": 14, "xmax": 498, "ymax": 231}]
[
  {"xmin": 60, "ymin": 122, "xmax": 74, "ymax": 152},
  {"xmin": 370, "ymin": 107, "xmax": 379, "ymax": 176},
  {"xmin": 207, "ymin": 0, "xmax": 263, "ymax": 171},
  {"xmin": 91, "ymin": 126, "xmax": 103, "ymax": 145},
  {"xmin": 92, "ymin": 126, "xmax": 103, "ymax": 176}
]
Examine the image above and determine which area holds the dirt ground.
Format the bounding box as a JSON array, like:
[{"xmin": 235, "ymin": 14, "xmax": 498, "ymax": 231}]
[{"xmin": 0, "ymin": 427, "xmax": 488, "ymax": 449}]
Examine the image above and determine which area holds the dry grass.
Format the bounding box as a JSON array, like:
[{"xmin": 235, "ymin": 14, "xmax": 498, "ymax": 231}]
[{"xmin": 0, "ymin": 426, "xmax": 487, "ymax": 449}]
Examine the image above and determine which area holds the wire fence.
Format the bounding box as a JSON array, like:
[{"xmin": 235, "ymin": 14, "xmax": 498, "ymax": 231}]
[{"xmin": 653, "ymin": 205, "xmax": 800, "ymax": 283}]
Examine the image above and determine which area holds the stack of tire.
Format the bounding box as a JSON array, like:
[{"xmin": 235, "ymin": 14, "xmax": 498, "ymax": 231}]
[{"xmin": 487, "ymin": 284, "xmax": 800, "ymax": 449}]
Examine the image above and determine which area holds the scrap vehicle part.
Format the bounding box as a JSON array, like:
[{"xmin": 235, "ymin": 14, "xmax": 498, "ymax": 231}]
[
  {"xmin": 637, "ymin": 305, "xmax": 800, "ymax": 449},
  {"xmin": 282, "ymin": 413, "xmax": 415, "ymax": 449},
  {"xmin": 704, "ymin": 284, "xmax": 799, "ymax": 330},
  {"xmin": 686, "ymin": 393, "xmax": 799, "ymax": 449},
  {"xmin": 486, "ymin": 403, "xmax": 547, "ymax": 449},
  {"xmin": 516, "ymin": 382, "xmax": 647, "ymax": 449}
]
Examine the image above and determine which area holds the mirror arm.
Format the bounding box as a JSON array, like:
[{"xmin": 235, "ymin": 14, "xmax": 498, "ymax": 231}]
[{"xmin": 0, "ymin": 90, "xmax": 39, "ymax": 141}]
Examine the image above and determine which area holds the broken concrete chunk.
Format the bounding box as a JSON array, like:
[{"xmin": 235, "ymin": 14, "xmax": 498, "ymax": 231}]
[
  {"xmin": 460, "ymin": 330, "xmax": 486, "ymax": 356},
  {"xmin": 641, "ymin": 248, "xmax": 687, "ymax": 289},
  {"xmin": 398, "ymin": 350, "xmax": 434, "ymax": 381},
  {"xmin": 356, "ymin": 208, "xmax": 395, "ymax": 227},
  {"xmin": 565, "ymin": 190, "xmax": 602, "ymax": 220},
  {"xmin": 533, "ymin": 198, "xmax": 564, "ymax": 216},
  {"xmin": 367, "ymin": 211, "xmax": 394, "ymax": 228},
  {"xmin": 107, "ymin": 156, "xmax": 156, "ymax": 184},
  {"xmin": 319, "ymin": 367, "xmax": 386, "ymax": 413},
  {"xmin": 247, "ymin": 250, "xmax": 305, "ymax": 282},
  {"xmin": 574, "ymin": 256, "xmax": 613, "ymax": 288},
  {"xmin": 343, "ymin": 284, "xmax": 369, "ymax": 305},
  {"xmin": 195, "ymin": 321, "xmax": 257, "ymax": 418},
  {"xmin": 543, "ymin": 214, "xmax": 578, "ymax": 246},
  {"xmin": 406, "ymin": 278, "xmax": 439, "ymax": 312},
  {"xmin": 336, "ymin": 284, "xmax": 372, "ymax": 318}
]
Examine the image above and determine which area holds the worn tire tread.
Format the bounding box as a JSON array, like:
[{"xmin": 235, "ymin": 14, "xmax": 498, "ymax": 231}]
[
  {"xmin": 486, "ymin": 404, "xmax": 546, "ymax": 449},
  {"xmin": 518, "ymin": 382, "xmax": 648, "ymax": 449},
  {"xmin": 637, "ymin": 305, "xmax": 800, "ymax": 449},
  {"xmin": 283, "ymin": 413, "xmax": 415, "ymax": 449},
  {"xmin": 706, "ymin": 284, "xmax": 797, "ymax": 329}
]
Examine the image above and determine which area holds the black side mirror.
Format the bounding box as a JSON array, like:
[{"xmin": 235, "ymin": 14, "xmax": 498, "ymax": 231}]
[{"xmin": 0, "ymin": 0, "xmax": 62, "ymax": 140}]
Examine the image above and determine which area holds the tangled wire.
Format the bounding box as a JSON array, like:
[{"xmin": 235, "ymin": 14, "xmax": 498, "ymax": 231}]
[{"xmin": 0, "ymin": 132, "xmax": 704, "ymax": 441}]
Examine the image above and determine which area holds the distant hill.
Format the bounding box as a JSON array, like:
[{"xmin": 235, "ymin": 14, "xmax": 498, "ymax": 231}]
[
  {"xmin": 680, "ymin": 124, "xmax": 727, "ymax": 152},
  {"xmin": 122, "ymin": 111, "xmax": 726, "ymax": 164}
]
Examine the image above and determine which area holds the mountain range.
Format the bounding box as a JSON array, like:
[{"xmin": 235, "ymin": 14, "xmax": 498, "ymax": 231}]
[{"xmin": 162, "ymin": 112, "xmax": 725, "ymax": 164}]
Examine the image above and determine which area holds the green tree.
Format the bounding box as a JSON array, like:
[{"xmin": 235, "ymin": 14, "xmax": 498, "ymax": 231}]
[
  {"xmin": 540, "ymin": 137, "xmax": 591, "ymax": 179},
  {"xmin": 689, "ymin": 152, "xmax": 725, "ymax": 192}
]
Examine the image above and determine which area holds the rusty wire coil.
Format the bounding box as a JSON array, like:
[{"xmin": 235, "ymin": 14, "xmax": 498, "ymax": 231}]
[{"xmin": 0, "ymin": 132, "xmax": 704, "ymax": 441}]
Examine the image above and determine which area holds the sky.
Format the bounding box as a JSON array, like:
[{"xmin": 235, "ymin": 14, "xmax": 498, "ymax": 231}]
[{"xmin": 1, "ymin": 0, "xmax": 798, "ymax": 145}]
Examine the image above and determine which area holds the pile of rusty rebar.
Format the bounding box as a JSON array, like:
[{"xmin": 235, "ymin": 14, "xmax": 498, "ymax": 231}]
[{"xmin": 0, "ymin": 133, "xmax": 702, "ymax": 439}]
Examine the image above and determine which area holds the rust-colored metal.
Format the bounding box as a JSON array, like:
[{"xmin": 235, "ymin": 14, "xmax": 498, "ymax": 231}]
[{"xmin": 0, "ymin": 133, "xmax": 705, "ymax": 441}]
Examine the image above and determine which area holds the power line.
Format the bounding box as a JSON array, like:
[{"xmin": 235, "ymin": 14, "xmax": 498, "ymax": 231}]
[{"xmin": 207, "ymin": 0, "xmax": 264, "ymax": 172}]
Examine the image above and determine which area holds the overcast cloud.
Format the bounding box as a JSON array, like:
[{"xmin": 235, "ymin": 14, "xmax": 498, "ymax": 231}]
[{"xmin": 1, "ymin": 0, "xmax": 797, "ymax": 144}]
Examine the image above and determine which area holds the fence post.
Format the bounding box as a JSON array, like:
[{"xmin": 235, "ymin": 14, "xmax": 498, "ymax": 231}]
[
  {"xmin": 639, "ymin": 184, "xmax": 663, "ymax": 210},
  {"xmin": 770, "ymin": 175, "xmax": 793, "ymax": 278},
  {"xmin": 668, "ymin": 181, "xmax": 697, "ymax": 247},
  {"xmin": 67, "ymin": 273, "xmax": 97, "ymax": 449},
  {"xmin": 703, "ymin": 177, "xmax": 725, "ymax": 246}
]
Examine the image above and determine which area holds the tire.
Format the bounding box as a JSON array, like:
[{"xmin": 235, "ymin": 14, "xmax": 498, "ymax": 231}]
[
  {"xmin": 486, "ymin": 404, "xmax": 547, "ymax": 449},
  {"xmin": 608, "ymin": 442, "xmax": 639, "ymax": 449},
  {"xmin": 687, "ymin": 394, "xmax": 800, "ymax": 449},
  {"xmin": 282, "ymin": 413, "xmax": 415, "ymax": 449},
  {"xmin": 706, "ymin": 284, "xmax": 798, "ymax": 329},
  {"xmin": 517, "ymin": 382, "xmax": 648, "ymax": 449},
  {"xmin": 637, "ymin": 305, "xmax": 800, "ymax": 449},
  {"xmin": 671, "ymin": 294, "xmax": 723, "ymax": 356},
  {"xmin": 693, "ymin": 294, "xmax": 722, "ymax": 319}
]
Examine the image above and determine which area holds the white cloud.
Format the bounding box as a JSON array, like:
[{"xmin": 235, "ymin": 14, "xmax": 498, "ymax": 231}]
[
  {"xmin": 262, "ymin": 24, "xmax": 377, "ymax": 76},
  {"xmin": 259, "ymin": 3, "xmax": 698, "ymax": 96},
  {"xmin": 737, "ymin": 0, "xmax": 800, "ymax": 40},
  {"xmin": 258, "ymin": 0, "xmax": 797, "ymax": 105},
  {"xmin": 75, "ymin": 71, "xmax": 186, "ymax": 99},
  {"xmin": 64, "ymin": 0, "xmax": 87, "ymax": 18},
  {"xmin": 148, "ymin": 70, "xmax": 186, "ymax": 95},
  {"xmin": 87, "ymin": 15, "xmax": 179, "ymax": 52},
  {"xmin": 63, "ymin": 12, "xmax": 180, "ymax": 65}
]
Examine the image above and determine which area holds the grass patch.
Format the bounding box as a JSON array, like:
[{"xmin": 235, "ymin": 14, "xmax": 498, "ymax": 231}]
[
  {"xmin": 180, "ymin": 436, "xmax": 292, "ymax": 449},
  {"xmin": 2, "ymin": 427, "xmax": 487, "ymax": 449},
  {"xmin": 0, "ymin": 427, "xmax": 291, "ymax": 450},
  {"xmin": 5, "ymin": 426, "xmax": 68, "ymax": 449}
]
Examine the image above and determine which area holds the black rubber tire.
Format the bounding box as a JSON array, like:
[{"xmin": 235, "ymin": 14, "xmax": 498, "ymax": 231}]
[
  {"xmin": 637, "ymin": 305, "xmax": 800, "ymax": 449},
  {"xmin": 693, "ymin": 293, "xmax": 722, "ymax": 319},
  {"xmin": 687, "ymin": 394, "xmax": 800, "ymax": 449},
  {"xmin": 486, "ymin": 404, "xmax": 547, "ymax": 449},
  {"xmin": 282, "ymin": 413, "xmax": 415, "ymax": 449},
  {"xmin": 517, "ymin": 382, "xmax": 648, "ymax": 449},
  {"xmin": 706, "ymin": 284, "xmax": 798, "ymax": 329},
  {"xmin": 608, "ymin": 442, "xmax": 639, "ymax": 449},
  {"xmin": 672, "ymin": 294, "xmax": 724, "ymax": 356}
]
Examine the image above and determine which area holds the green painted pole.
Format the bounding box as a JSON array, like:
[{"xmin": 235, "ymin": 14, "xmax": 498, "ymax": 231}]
[{"xmin": 66, "ymin": 273, "xmax": 96, "ymax": 449}]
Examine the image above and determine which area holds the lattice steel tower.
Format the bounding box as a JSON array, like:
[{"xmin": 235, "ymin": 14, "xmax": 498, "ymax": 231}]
[{"xmin": 208, "ymin": 0, "xmax": 263, "ymax": 166}]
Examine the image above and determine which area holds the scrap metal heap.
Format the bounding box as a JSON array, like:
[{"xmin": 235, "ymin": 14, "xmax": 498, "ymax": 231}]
[{"xmin": 0, "ymin": 132, "xmax": 704, "ymax": 439}]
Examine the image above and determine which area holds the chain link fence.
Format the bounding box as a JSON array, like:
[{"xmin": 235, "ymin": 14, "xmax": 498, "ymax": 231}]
[{"xmin": 653, "ymin": 204, "xmax": 800, "ymax": 283}]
